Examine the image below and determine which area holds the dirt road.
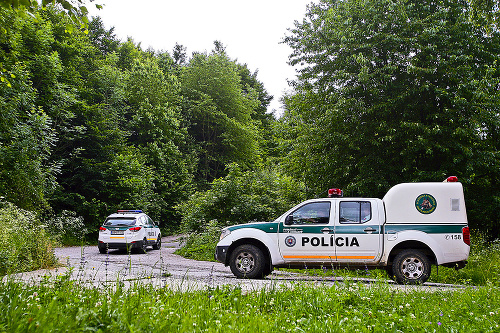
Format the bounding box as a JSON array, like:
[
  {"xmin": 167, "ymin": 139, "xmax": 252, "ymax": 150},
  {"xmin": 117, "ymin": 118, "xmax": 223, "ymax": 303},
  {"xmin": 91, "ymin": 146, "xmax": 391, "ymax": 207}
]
[{"xmin": 11, "ymin": 236, "xmax": 461, "ymax": 291}]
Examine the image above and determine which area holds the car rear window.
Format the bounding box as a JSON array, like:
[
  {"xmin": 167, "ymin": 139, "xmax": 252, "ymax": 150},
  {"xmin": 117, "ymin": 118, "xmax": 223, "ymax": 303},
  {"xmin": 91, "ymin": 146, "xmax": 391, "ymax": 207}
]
[{"xmin": 104, "ymin": 218, "xmax": 136, "ymax": 226}]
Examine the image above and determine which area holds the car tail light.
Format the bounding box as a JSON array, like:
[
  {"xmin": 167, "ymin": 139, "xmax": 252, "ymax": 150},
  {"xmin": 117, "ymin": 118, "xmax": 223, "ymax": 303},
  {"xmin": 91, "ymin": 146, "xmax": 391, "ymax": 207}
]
[
  {"xmin": 462, "ymin": 227, "xmax": 470, "ymax": 245},
  {"xmin": 99, "ymin": 227, "xmax": 106, "ymax": 232},
  {"xmin": 129, "ymin": 227, "xmax": 142, "ymax": 232}
]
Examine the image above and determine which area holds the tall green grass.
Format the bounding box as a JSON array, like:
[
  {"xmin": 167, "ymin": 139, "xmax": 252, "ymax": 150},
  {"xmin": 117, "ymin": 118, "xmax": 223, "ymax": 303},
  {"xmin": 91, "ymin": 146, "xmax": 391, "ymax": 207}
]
[
  {"xmin": 1, "ymin": 277, "xmax": 499, "ymax": 332},
  {"xmin": 0, "ymin": 202, "xmax": 57, "ymax": 275}
]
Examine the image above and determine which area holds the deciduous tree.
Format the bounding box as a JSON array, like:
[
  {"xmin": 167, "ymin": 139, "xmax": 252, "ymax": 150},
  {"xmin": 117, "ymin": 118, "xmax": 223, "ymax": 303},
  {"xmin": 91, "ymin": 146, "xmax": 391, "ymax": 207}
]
[{"xmin": 283, "ymin": 0, "xmax": 500, "ymax": 232}]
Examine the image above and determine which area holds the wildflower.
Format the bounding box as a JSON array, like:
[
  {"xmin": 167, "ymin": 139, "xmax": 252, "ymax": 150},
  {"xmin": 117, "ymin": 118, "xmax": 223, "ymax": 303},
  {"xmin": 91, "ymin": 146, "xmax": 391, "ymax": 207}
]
[
  {"xmin": 438, "ymin": 322, "xmax": 442, "ymax": 326},
  {"xmin": 490, "ymin": 312, "xmax": 495, "ymax": 316}
]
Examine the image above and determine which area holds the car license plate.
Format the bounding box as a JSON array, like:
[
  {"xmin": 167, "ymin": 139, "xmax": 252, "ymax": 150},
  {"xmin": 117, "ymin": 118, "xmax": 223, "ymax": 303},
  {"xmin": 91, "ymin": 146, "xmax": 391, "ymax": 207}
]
[{"xmin": 111, "ymin": 230, "xmax": 124, "ymax": 235}]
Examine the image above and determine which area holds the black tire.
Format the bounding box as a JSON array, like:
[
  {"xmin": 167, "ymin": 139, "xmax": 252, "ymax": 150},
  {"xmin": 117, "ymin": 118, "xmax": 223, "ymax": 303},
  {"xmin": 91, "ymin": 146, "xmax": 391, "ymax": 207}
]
[
  {"xmin": 229, "ymin": 244, "xmax": 266, "ymax": 279},
  {"xmin": 385, "ymin": 265, "xmax": 395, "ymax": 280},
  {"xmin": 392, "ymin": 249, "xmax": 431, "ymax": 284},
  {"xmin": 152, "ymin": 235, "xmax": 161, "ymax": 250},
  {"xmin": 263, "ymin": 263, "xmax": 273, "ymax": 277},
  {"xmin": 98, "ymin": 244, "xmax": 107, "ymax": 254},
  {"xmin": 134, "ymin": 238, "xmax": 148, "ymax": 254}
]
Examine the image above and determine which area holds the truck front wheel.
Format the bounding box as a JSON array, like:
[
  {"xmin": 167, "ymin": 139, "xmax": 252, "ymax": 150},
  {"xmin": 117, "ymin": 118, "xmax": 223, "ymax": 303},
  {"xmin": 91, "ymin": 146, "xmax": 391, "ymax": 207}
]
[
  {"xmin": 392, "ymin": 249, "xmax": 431, "ymax": 284},
  {"xmin": 229, "ymin": 244, "xmax": 266, "ymax": 279}
]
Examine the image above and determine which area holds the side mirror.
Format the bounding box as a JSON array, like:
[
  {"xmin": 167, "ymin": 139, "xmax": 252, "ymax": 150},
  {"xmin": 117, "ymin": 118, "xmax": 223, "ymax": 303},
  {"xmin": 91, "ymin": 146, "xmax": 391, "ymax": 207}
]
[{"xmin": 284, "ymin": 215, "xmax": 294, "ymax": 226}]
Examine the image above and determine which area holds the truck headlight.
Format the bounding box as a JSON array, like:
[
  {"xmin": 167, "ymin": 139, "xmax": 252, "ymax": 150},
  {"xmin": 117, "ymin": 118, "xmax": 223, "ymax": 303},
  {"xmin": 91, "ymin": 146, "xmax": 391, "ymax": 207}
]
[{"xmin": 219, "ymin": 228, "xmax": 231, "ymax": 241}]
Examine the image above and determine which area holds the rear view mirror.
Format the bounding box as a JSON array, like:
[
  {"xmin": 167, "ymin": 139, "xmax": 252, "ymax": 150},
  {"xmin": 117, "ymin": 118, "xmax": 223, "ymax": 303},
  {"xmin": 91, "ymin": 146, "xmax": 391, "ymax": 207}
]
[{"xmin": 284, "ymin": 215, "xmax": 294, "ymax": 226}]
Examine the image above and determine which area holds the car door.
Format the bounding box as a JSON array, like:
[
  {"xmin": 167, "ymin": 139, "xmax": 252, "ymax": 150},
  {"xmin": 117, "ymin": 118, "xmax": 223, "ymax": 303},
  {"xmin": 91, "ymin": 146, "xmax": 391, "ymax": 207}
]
[
  {"xmin": 333, "ymin": 199, "xmax": 382, "ymax": 263},
  {"xmin": 145, "ymin": 216, "xmax": 156, "ymax": 243},
  {"xmin": 278, "ymin": 201, "xmax": 336, "ymax": 263}
]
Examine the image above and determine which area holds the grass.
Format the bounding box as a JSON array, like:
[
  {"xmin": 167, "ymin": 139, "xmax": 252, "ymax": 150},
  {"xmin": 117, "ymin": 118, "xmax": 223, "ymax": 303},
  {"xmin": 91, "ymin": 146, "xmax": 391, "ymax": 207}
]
[{"xmin": 0, "ymin": 276, "xmax": 499, "ymax": 332}]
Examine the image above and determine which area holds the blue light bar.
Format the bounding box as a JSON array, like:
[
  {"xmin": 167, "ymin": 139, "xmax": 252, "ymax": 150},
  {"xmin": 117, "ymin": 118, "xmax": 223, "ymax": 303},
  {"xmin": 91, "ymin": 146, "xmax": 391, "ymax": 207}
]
[{"xmin": 117, "ymin": 210, "xmax": 143, "ymax": 213}]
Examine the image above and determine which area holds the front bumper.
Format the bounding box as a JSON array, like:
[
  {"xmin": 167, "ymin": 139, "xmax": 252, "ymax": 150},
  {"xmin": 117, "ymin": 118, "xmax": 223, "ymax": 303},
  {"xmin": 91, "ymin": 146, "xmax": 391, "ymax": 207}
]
[{"xmin": 215, "ymin": 245, "xmax": 230, "ymax": 264}]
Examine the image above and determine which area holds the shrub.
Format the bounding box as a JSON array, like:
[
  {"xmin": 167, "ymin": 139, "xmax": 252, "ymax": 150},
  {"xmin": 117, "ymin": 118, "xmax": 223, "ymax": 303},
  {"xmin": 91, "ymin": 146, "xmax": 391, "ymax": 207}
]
[
  {"xmin": 175, "ymin": 220, "xmax": 220, "ymax": 261},
  {"xmin": 0, "ymin": 201, "xmax": 58, "ymax": 275},
  {"xmin": 177, "ymin": 163, "xmax": 307, "ymax": 232},
  {"xmin": 44, "ymin": 210, "xmax": 88, "ymax": 246},
  {"xmin": 176, "ymin": 164, "xmax": 307, "ymax": 261}
]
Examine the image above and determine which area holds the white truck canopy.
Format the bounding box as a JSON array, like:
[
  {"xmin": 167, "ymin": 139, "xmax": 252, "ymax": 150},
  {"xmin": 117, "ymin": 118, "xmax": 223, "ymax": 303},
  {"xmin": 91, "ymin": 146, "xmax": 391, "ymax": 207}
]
[{"xmin": 383, "ymin": 182, "xmax": 467, "ymax": 224}]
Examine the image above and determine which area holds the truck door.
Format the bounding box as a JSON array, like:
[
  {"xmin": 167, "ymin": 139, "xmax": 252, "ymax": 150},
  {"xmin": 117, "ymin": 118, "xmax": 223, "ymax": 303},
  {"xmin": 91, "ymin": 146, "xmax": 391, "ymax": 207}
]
[
  {"xmin": 278, "ymin": 201, "xmax": 336, "ymax": 263},
  {"xmin": 333, "ymin": 200, "xmax": 382, "ymax": 263}
]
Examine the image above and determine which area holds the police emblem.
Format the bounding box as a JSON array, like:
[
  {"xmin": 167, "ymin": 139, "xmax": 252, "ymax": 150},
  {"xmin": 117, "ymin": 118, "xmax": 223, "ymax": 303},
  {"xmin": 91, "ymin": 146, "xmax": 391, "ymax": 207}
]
[
  {"xmin": 415, "ymin": 194, "xmax": 437, "ymax": 214},
  {"xmin": 285, "ymin": 236, "xmax": 296, "ymax": 247}
]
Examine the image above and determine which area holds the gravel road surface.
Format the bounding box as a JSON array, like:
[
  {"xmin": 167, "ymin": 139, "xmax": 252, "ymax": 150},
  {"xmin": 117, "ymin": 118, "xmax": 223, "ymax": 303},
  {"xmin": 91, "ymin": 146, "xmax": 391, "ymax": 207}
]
[{"xmin": 9, "ymin": 236, "xmax": 463, "ymax": 291}]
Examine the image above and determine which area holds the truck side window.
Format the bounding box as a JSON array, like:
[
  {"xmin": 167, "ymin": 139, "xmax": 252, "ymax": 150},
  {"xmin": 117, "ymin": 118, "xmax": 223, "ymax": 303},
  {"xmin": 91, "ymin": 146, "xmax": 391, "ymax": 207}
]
[
  {"xmin": 339, "ymin": 201, "xmax": 371, "ymax": 224},
  {"xmin": 289, "ymin": 202, "xmax": 330, "ymax": 225}
]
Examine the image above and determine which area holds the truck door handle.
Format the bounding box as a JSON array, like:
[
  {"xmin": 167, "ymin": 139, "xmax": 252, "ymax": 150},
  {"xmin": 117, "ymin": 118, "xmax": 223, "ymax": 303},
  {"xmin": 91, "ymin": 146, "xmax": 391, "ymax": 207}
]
[
  {"xmin": 321, "ymin": 227, "xmax": 333, "ymax": 234},
  {"xmin": 363, "ymin": 227, "xmax": 376, "ymax": 234}
]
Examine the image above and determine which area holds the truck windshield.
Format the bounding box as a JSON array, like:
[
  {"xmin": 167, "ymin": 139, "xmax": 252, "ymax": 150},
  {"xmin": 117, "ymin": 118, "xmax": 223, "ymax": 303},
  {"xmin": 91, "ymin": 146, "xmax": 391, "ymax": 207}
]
[{"xmin": 104, "ymin": 218, "xmax": 136, "ymax": 226}]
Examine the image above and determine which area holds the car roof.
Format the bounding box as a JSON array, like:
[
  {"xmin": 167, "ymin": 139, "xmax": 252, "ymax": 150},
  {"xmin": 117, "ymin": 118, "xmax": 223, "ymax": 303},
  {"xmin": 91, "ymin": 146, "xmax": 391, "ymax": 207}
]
[{"xmin": 106, "ymin": 210, "xmax": 148, "ymax": 219}]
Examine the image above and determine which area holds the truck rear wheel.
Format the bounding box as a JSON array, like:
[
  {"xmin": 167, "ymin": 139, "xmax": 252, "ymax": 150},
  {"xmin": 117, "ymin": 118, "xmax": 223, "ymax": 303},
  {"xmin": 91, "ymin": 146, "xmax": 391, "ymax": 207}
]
[
  {"xmin": 229, "ymin": 244, "xmax": 266, "ymax": 279},
  {"xmin": 392, "ymin": 249, "xmax": 431, "ymax": 284}
]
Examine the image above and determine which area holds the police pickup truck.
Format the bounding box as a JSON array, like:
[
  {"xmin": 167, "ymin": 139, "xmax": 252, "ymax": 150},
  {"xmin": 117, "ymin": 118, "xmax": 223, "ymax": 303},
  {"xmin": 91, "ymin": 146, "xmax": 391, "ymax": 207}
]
[{"xmin": 215, "ymin": 177, "xmax": 470, "ymax": 284}]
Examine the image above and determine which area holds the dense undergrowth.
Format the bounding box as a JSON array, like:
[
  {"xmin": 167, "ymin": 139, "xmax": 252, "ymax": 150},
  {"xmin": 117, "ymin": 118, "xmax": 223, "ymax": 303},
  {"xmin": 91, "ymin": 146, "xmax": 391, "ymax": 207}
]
[{"xmin": 0, "ymin": 201, "xmax": 87, "ymax": 276}]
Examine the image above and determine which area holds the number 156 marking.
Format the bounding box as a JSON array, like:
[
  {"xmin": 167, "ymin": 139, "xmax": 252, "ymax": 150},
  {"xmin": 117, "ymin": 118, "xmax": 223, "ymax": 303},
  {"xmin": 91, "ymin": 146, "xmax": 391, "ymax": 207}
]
[{"xmin": 445, "ymin": 234, "xmax": 461, "ymax": 240}]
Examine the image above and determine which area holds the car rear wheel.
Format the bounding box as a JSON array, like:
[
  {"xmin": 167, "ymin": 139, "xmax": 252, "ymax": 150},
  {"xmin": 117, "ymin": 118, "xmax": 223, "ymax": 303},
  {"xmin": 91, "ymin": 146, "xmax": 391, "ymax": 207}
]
[
  {"xmin": 98, "ymin": 243, "xmax": 107, "ymax": 254},
  {"xmin": 392, "ymin": 249, "xmax": 431, "ymax": 284},
  {"xmin": 152, "ymin": 235, "xmax": 161, "ymax": 250},
  {"xmin": 134, "ymin": 238, "xmax": 148, "ymax": 254}
]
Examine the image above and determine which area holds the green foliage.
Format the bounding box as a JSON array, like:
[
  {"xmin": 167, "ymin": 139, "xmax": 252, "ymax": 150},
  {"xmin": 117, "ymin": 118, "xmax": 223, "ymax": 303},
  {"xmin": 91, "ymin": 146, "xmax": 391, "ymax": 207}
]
[
  {"xmin": 0, "ymin": 5, "xmax": 277, "ymax": 242},
  {"xmin": 181, "ymin": 48, "xmax": 264, "ymax": 183},
  {"xmin": 178, "ymin": 163, "xmax": 306, "ymax": 233},
  {"xmin": 0, "ymin": 67, "xmax": 57, "ymax": 211},
  {"xmin": 175, "ymin": 220, "xmax": 221, "ymax": 261},
  {"xmin": 283, "ymin": 0, "xmax": 500, "ymax": 232},
  {"xmin": 176, "ymin": 164, "xmax": 306, "ymax": 260},
  {"xmin": 44, "ymin": 210, "xmax": 87, "ymax": 246},
  {"xmin": 0, "ymin": 202, "xmax": 57, "ymax": 275}
]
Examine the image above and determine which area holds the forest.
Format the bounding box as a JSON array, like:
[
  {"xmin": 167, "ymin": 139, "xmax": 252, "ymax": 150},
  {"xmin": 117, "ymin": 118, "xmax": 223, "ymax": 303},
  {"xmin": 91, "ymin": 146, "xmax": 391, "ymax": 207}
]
[{"xmin": 0, "ymin": 0, "xmax": 499, "ymax": 257}]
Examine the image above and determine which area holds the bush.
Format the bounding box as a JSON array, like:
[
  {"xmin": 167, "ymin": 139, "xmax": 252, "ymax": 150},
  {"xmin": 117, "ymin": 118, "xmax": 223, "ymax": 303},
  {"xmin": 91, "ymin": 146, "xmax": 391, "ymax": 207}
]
[
  {"xmin": 176, "ymin": 164, "xmax": 307, "ymax": 261},
  {"xmin": 44, "ymin": 210, "xmax": 88, "ymax": 246},
  {"xmin": 0, "ymin": 201, "xmax": 58, "ymax": 275},
  {"xmin": 177, "ymin": 163, "xmax": 307, "ymax": 232},
  {"xmin": 175, "ymin": 220, "xmax": 220, "ymax": 261}
]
